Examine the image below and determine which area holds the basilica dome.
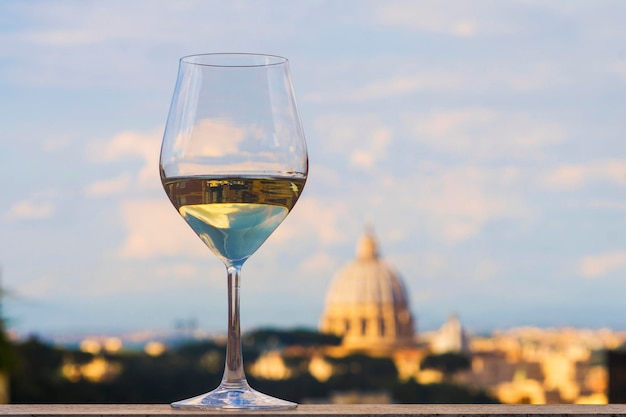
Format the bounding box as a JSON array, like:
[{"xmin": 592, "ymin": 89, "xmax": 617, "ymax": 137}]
[{"xmin": 319, "ymin": 230, "xmax": 415, "ymax": 351}]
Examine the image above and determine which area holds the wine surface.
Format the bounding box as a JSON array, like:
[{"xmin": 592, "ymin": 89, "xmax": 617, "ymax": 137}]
[{"xmin": 163, "ymin": 176, "xmax": 306, "ymax": 263}]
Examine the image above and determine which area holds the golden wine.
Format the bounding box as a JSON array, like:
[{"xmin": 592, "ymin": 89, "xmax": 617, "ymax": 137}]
[{"xmin": 163, "ymin": 176, "xmax": 306, "ymax": 263}]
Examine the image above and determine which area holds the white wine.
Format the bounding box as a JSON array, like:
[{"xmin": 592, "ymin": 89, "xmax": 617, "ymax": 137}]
[{"xmin": 163, "ymin": 176, "xmax": 306, "ymax": 263}]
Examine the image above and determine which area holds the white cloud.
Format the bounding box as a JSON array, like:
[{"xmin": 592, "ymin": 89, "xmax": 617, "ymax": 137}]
[
  {"xmin": 292, "ymin": 251, "xmax": 344, "ymax": 297},
  {"xmin": 271, "ymin": 196, "xmax": 355, "ymax": 247},
  {"xmin": 295, "ymin": 161, "xmax": 528, "ymax": 246},
  {"xmin": 297, "ymin": 163, "xmax": 527, "ymax": 247},
  {"xmin": 544, "ymin": 165, "xmax": 586, "ymax": 188},
  {"xmin": 370, "ymin": 0, "xmax": 516, "ymax": 37},
  {"xmin": 454, "ymin": 21, "xmax": 478, "ymax": 37},
  {"xmin": 299, "ymin": 251, "xmax": 340, "ymax": 276},
  {"xmin": 154, "ymin": 262, "xmax": 198, "ymax": 279},
  {"xmin": 21, "ymin": 30, "xmax": 105, "ymax": 47},
  {"xmin": 305, "ymin": 72, "xmax": 463, "ymax": 102},
  {"xmin": 472, "ymin": 258, "xmax": 499, "ymax": 282},
  {"xmin": 313, "ymin": 114, "xmax": 394, "ymax": 171},
  {"xmin": 41, "ymin": 137, "xmax": 71, "ymax": 152},
  {"xmin": 394, "ymin": 251, "xmax": 448, "ymax": 281},
  {"xmin": 399, "ymin": 164, "xmax": 528, "ymax": 243},
  {"xmin": 97, "ymin": 129, "xmax": 158, "ymax": 164},
  {"xmin": 117, "ymin": 198, "xmax": 206, "ymax": 259},
  {"xmin": 15, "ymin": 275, "xmax": 59, "ymax": 299},
  {"xmin": 370, "ymin": 0, "xmax": 615, "ymax": 42},
  {"xmin": 82, "ymin": 262, "xmax": 212, "ymax": 297},
  {"xmin": 89, "ymin": 129, "xmax": 162, "ymax": 189},
  {"xmin": 84, "ymin": 174, "xmax": 132, "ymax": 197},
  {"xmin": 4, "ymin": 190, "xmax": 58, "ymax": 221},
  {"xmin": 5, "ymin": 201, "xmax": 54, "ymax": 221},
  {"xmin": 11, "ymin": 1, "xmax": 307, "ymax": 48},
  {"xmin": 544, "ymin": 161, "xmax": 626, "ymax": 189},
  {"xmin": 411, "ymin": 289, "xmax": 436, "ymax": 304},
  {"xmin": 304, "ymin": 61, "xmax": 571, "ymax": 106},
  {"xmin": 406, "ymin": 108, "xmax": 566, "ymax": 160},
  {"xmin": 3, "ymin": 1, "xmax": 313, "ymax": 89},
  {"xmin": 349, "ymin": 128, "xmax": 392, "ymax": 170},
  {"xmin": 579, "ymin": 251, "xmax": 626, "ymax": 278},
  {"xmin": 176, "ymin": 119, "xmax": 246, "ymax": 159},
  {"xmin": 611, "ymin": 61, "xmax": 626, "ymax": 77},
  {"xmin": 587, "ymin": 200, "xmax": 626, "ymax": 211}
]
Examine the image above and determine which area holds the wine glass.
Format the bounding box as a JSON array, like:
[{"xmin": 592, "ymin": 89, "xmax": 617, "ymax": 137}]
[{"xmin": 159, "ymin": 53, "xmax": 308, "ymax": 410}]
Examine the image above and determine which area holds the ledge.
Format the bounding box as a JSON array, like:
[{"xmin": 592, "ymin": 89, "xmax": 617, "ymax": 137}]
[{"xmin": 1, "ymin": 404, "xmax": 626, "ymax": 417}]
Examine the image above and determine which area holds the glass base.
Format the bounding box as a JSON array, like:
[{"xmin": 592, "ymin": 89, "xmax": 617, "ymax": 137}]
[{"xmin": 171, "ymin": 381, "xmax": 297, "ymax": 411}]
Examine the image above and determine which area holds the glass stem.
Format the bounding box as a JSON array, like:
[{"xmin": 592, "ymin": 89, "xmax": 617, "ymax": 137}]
[{"xmin": 222, "ymin": 264, "xmax": 246, "ymax": 384}]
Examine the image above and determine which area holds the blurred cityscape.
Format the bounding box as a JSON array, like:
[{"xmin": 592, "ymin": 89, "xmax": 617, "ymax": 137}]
[{"xmin": 1, "ymin": 230, "xmax": 626, "ymax": 404}]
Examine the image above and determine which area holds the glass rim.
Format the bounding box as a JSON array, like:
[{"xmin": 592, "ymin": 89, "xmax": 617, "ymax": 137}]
[{"xmin": 180, "ymin": 53, "xmax": 288, "ymax": 68}]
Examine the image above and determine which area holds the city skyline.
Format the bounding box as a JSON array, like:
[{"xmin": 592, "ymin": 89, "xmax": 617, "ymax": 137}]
[{"xmin": 1, "ymin": 0, "xmax": 626, "ymax": 337}]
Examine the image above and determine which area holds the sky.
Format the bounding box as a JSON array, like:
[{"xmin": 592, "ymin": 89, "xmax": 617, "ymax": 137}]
[{"xmin": 1, "ymin": 0, "xmax": 626, "ymax": 338}]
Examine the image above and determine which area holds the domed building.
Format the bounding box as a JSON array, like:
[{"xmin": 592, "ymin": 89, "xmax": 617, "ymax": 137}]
[{"xmin": 319, "ymin": 230, "xmax": 416, "ymax": 352}]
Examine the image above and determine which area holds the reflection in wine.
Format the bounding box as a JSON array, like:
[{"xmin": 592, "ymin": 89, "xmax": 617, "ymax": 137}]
[{"xmin": 163, "ymin": 176, "xmax": 305, "ymax": 265}]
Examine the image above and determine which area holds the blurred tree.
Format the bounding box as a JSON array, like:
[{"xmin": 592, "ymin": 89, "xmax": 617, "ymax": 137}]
[
  {"xmin": 0, "ymin": 270, "xmax": 18, "ymax": 403},
  {"xmin": 392, "ymin": 379, "xmax": 499, "ymax": 404},
  {"xmin": 8, "ymin": 327, "xmax": 499, "ymax": 405},
  {"xmin": 421, "ymin": 352, "xmax": 471, "ymax": 376},
  {"xmin": 325, "ymin": 354, "xmax": 398, "ymax": 391},
  {"xmin": 243, "ymin": 328, "xmax": 341, "ymax": 349}
]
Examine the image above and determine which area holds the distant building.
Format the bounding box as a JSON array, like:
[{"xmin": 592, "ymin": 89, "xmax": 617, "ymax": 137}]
[
  {"xmin": 250, "ymin": 228, "xmax": 623, "ymax": 405},
  {"xmin": 319, "ymin": 229, "xmax": 416, "ymax": 353},
  {"xmin": 429, "ymin": 314, "xmax": 470, "ymax": 354}
]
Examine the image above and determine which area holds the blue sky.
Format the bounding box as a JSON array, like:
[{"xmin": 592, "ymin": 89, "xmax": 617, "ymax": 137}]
[{"xmin": 1, "ymin": 0, "xmax": 626, "ymax": 337}]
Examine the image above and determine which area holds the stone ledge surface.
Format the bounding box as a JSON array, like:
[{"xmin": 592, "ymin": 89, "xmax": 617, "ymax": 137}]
[{"xmin": 1, "ymin": 404, "xmax": 626, "ymax": 417}]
